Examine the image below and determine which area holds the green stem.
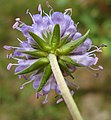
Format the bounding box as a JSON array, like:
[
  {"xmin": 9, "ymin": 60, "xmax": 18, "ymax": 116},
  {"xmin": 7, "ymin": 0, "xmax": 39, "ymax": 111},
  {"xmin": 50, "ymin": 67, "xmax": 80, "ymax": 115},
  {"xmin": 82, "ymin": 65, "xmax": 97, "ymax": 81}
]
[{"xmin": 49, "ymin": 53, "xmax": 83, "ymax": 120}]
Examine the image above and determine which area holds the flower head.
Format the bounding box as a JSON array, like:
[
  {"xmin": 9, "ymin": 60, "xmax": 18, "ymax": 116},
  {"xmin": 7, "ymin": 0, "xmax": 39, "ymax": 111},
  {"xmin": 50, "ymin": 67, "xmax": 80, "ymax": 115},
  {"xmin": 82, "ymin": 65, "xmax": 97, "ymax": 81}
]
[{"xmin": 4, "ymin": 4, "xmax": 103, "ymax": 103}]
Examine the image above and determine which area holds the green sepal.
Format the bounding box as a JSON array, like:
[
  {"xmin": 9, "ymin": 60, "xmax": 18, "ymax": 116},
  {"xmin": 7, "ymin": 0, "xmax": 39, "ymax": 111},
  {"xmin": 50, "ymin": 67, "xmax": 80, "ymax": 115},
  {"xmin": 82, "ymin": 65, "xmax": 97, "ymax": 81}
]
[
  {"xmin": 56, "ymin": 30, "xmax": 90, "ymax": 55},
  {"xmin": 37, "ymin": 64, "xmax": 52, "ymax": 92},
  {"xmin": 58, "ymin": 59, "xmax": 74, "ymax": 79},
  {"xmin": 42, "ymin": 32, "xmax": 47, "ymax": 41},
  {"xmin": 42, "ymin": 32, "xmax": 51, "ymax": 44},
  {"xmin": 17, "ymin": 50, "xmax": 48, "ymax": 58},
  {"xmin": 46, "ymin": 31, "xmax": 51, "ymax": 44},
  {"xmin": 15, "ymin": 58, "xmax": 49, "ymax": 75},
  {"xmin": 29, "ymin": 31, "xmax": 51, "ymax": 51},
  {"xmin": 60, "ymin": 56, "xmax": 81, "ymax": 67},
  {"xmin": 51, "ymin": 24, "xmax": 60, "ymax": 49},
  {"xmin": 59, "ymin": 33, "xmax": 71, "ymax": 47}
]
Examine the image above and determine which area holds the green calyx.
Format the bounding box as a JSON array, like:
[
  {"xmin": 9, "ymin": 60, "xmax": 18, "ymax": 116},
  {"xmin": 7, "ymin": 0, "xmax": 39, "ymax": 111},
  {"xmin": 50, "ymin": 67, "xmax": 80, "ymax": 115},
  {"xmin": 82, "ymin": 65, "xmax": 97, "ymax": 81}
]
[
  {"xmin": 56, "ymin": 30, "xmax": 90, "ymax": 55},
  {"xmin": 17, "ymin": 24, "xmax": 89, "ymax": 91},
  {"xmin": 28, "ymin": 24, "xmax": 90, "ymax": 56}
]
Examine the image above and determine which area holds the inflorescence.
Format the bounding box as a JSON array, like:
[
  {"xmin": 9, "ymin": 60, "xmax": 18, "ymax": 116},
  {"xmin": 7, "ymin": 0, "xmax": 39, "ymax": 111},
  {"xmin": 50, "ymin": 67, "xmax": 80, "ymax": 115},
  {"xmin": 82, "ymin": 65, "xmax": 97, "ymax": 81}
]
[{"xmin": 4, "ymin": 4, "xmax": 104, "ymax": 103}]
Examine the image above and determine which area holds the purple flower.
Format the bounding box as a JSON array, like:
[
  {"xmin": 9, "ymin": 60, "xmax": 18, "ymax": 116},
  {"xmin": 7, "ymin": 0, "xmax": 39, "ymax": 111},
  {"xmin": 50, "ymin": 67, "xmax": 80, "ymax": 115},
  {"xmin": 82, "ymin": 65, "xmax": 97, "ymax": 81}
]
[{"xmin": 4, "ymin": 4, "xmax": 103, "ymax": 103}]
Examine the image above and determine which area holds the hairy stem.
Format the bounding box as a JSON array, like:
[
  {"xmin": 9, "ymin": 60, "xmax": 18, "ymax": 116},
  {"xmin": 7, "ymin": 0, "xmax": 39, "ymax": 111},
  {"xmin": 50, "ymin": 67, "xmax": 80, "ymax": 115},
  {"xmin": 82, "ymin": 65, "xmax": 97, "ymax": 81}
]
[{"xmin": 49, "ymin": 53, "xmax": 83, "ymax": 120}]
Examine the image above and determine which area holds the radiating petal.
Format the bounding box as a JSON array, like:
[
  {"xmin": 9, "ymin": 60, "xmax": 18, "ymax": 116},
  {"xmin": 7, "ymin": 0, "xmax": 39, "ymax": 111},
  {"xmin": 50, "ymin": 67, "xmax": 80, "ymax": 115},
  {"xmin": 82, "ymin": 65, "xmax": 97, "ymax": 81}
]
[{"xmin": 70, "ymin": 54, "xmax": 98, "ymax": 67}]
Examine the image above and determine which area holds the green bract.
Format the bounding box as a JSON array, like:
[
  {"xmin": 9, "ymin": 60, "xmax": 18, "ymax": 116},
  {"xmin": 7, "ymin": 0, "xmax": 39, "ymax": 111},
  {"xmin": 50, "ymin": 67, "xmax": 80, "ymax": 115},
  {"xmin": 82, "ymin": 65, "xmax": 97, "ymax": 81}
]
[
  {"xmin": 15, "ymin": 24, "xmax": 89, "ymax": 91},
  {"xmin": 51, "ymin": 24, "xmax": 60, "ymax": 50},
  {"xmin": 29, "ymin": 31, "xmax": 51, "ymax": 51},
  {"xmin": 37, "ymin": 64, "xmax": 52, "ymax": 92},
  {"xmin": 17, "ymin": 50, "xmax": 48, "ymax": 57},
  {"xmin": 15, "ymin": 58, "xmax": 49, "ymax": 75},
  {"xmin": 56, "ymin": 30, "xmax": 90, "ymax": 55}
]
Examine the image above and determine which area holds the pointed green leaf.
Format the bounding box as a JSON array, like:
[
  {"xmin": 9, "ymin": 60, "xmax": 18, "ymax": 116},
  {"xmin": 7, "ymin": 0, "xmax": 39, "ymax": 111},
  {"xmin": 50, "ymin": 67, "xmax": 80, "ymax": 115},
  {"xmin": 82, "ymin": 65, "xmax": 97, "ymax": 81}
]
[
  {"xmin": 42, "ymin": 32, "xmax": 51, "ymax": 44},
  {"xmin": 46, "ymin": 31, "xmax": 51, "ymax": 44},
  {"xmin": 17, "ymin": 50, "xmax": 48, "ymax": 57},
  {"xmin": 60, "ymin": 56, "xmax": 81, "ymax": 67},
  {"xmin": 42, "ymin": 32, "xmax": 47, "ymax": 41},
  {"xmin": 29, "ymin": 31, "xmax": 51, "ymax": 51},
  {"xmin": 56, "ymin": 30, "xmax": 90, "ymax": 55},
  {"xmin": 15, "ymin": 58, "xmax": 49, "ymax": 75},
  {"xmin": 51, "ymin": 24, "xmax": 60, "ymax": 49},
  {"xmin": 58, "ymin": 59, "xmax": 74, "ymax": 79},
  {"xmin": 37, "ymin": 64, "xmax": 52, "ymax": 92},
  {"xmin": 59, "ymin": 33, "xmax": 71, "ymax": 47}
]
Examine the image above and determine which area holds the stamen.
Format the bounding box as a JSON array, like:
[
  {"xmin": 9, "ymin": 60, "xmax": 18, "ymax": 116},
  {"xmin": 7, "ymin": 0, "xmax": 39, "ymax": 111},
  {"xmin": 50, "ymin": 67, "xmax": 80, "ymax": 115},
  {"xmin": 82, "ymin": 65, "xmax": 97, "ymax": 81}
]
[
  {"xmin": 15, "ymin": 18, "xmax": 20, "ymax": 22},
  {"xmin": 75, "ymin": 22, "xmax": 79, "ymax": 28},
  {"xmin": 100, "ymin": 44, "xmax": 107, "ymax": 47},
  {"xmin": 89, "ymin": 66, "xmax": 103, "ymax": 71},
  {"xmin": 26, "ymin": 9, "xmax": 35, "ymax": 24},
  {"xmin": 43, "ymin": 10, "xmax": 49, "ymax": 17},
  {"xmin": 4, "ymin": 45, "xmax": 13, "ymax": 50},
  {"xmin": 12, "ymin": 22, "xmax": 19, "ymax": 29},
  {"xmin": 7, "ymin": 63, "xmax": 18, "ymax": 70},
  {"xmin": 88, "ymin": 53, "xmax": 96, "ymax": 57},
  {"xmin": 91, "ymin": 45, "xmax": 99, "ymax": 49},
  {"xmin": 56, "ymin": 98, "xmax": 63, "ymax": 104},
  {"xmin": 88, "ymin": 46, "xmax": 102, "ymax": 55},
  {"xmin": 20, "ymin": 79, "xmax": 34, "ymax": 89},
  {"xmin": 94, "ymin": 57, "xmax": 98, "ymax": 65},
  {"xmin": 19, "ymin": 75, "xmax": 28, "ymax": 80},
  {"xmin": 98, "ymin": 65, "xmax": 103, "ymax": 70},
  {"xmin": 4, "ymin": 45, "xmax": 19, "ymax": 50},
  {"xmin": 38, "ymin": 4, "xmax": 42, "ymax": 15},
  {"xmin": 17, "ymin": 38, "xmax": 23, "ymax": 43},
  {"xmin": 43, "ymin": 94, "xmax": 48, "ymax": 104},
  {"xmin": 12, "ymin": 57, "xmax": 20, "ymax": 61},
  {"xmin": 56, "ymin": 90, "xmax": 74, "ymax": 104},
  {"xmin": 86, "ymin": 68, "xmax": 100, "ymax": 78},
  {"xmin": 46, "ymin": 1, "xmax": 54, "ymax": 16},
  {"xmin": 64, "ymin": 8, "xmax": 72, "ymax": 16},
  {"xmin": 36, "ymin": 92, "xmax": 42, "ymax": 99},
  {"xmin": 7, "ymin": 53, "xmax": 13, "ymax": 59}
]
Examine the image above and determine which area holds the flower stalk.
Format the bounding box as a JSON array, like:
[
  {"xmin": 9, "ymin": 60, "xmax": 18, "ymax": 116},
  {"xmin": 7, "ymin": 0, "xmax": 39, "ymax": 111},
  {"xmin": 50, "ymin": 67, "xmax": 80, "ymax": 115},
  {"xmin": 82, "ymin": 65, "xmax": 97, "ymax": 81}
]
[{"xmin": 49, "ymin": 53, "xmax": 83, "ymax": 120}]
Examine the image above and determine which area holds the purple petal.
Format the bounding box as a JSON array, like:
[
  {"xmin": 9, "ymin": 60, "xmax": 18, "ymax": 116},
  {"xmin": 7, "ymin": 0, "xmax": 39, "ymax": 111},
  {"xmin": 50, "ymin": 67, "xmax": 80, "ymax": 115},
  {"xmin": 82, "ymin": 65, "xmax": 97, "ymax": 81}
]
[
  {"xmin": 33, "ymin": 14, "xmax": 43, "ymax": 25},
  {"xmin": 83, "ymin": 38, "xmax": 92, "ymax": 48},
  {"xmin": 18, "ymin": 59, "xmax": 37, "ymax": 66},
  {"xmin": 33, "ymin": 80, "xmax": 40, "ymax": 90},
  {"xmin": 20, "ymin": 25, "xmax": 33, "ymax": 38},
  {"xmin": 55, "ymin": 84, "xmax": 61, "ymax": 95},
  {"xmin": 73, "ymin": 32, "xmax": 82, "ymax": 40},
  {"xmin": 61, "ymin": 14, "xmax": 72, "ymax": 36},
  {"xmin": 43, "ymin": 16, "xmax": 52, "ymax": 26},
  {"xmin": 51, "ymin": 12, "xmax": 64, "ymax": 24},
  {"xmin": 15, "ymin": 65, "xmax": 28, "ymax": 73},
  {"xmin": 63, "ymin": 25, "xmax": 77, "ymax": 39},
  {"xmin": 73, "ymin": 38, "xmax": 92, "ymax": 54},
  {"xmin": 14, "ymin": 50, "xmax": 23, "ymax": 57},
  {"xmin": 70, "ymin": 54, "xmax": 98, "ymax": 67},
  {"xmin": 32, "ymin": 73, "xmax": 42, "ymax": 89},
  {"xmin": 42, "ymin": 83, "xmax": 51, "ymax": 95}
]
